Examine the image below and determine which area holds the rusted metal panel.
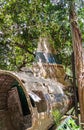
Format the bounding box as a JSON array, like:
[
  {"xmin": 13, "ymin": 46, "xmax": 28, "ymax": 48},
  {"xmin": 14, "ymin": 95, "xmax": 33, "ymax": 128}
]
[
  {"xmin": 0, "ymin": 70, "xmax": 73, "ymax": 130},
  {"xmin": 0, "ymin": 37, "xmax": 74, "ymax": 130}
]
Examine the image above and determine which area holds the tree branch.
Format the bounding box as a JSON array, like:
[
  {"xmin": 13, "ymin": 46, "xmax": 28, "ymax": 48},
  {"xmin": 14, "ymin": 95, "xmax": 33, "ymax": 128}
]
[{"xmin": 14, "ymin": 42, "xmax": 35, "ymax": 57}]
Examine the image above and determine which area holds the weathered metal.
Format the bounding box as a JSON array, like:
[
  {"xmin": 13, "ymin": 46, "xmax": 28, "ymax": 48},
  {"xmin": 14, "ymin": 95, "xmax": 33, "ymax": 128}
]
[
  {"xmin": 0, "ymin": 37, "xmax": 74, "ymax": 130},
  {"xmin": 0, "ymin": 70, "xmax": 74, "ymax": 130}
]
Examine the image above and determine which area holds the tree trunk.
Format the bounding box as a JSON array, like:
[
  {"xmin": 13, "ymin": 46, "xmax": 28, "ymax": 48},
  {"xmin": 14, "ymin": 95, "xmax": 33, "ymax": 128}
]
[
  {"xmin": 69, "ymin": 1, "xmax": 84, "ymax": 125},
  {"xmin": 72, "ymin": 52, "xmax": 79, "ymax": 125}
]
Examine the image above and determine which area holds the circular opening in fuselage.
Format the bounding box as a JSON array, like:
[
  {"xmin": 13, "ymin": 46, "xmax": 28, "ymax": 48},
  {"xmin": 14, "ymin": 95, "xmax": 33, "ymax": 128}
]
[{"xmin": 0, "ymin": 74, "xmax": 32, "ymax": 130}]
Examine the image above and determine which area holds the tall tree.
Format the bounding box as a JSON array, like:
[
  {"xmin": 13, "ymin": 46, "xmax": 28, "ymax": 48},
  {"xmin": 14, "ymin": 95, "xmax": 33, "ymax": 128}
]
[
  {"xmin": 0, "ymin": 0, "xmax": 84, "ymax": 76},
  {"xmin": 69, "ymin": 0, "xmax": 84, "ymax": 126},
  {"xmin": 51, "ymin": 0, "xmax": 84, "ymax": 126}
]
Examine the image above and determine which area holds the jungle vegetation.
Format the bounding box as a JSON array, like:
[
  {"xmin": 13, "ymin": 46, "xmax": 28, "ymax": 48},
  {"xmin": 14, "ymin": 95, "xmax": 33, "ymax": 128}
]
[
  {"xmin": 0, "ymin": 0, "xmax": 84, "ymax": 71},
  {"xmin": 1, "ymin": 0, "xmax": 84, "ymax": 128}
]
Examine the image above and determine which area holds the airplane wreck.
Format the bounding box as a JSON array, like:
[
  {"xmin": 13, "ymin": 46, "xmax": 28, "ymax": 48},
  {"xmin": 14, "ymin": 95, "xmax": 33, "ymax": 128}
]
[{"xmin": 0, "ymin": 37, "xmax": 74, "ymax": 130}]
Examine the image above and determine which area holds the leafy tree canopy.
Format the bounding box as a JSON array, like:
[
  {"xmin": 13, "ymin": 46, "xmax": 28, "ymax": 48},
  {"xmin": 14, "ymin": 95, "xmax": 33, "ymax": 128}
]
[{"xmin": 0, "ymin": 0, "xmax": 84, "ymax": 70}]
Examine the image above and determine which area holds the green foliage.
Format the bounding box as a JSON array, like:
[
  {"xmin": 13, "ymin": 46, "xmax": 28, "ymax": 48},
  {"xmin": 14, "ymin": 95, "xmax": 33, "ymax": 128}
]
[
  {"xmin": 56, "ymin": 116, "xmax": 80, "ymax": 130},
  {"xmin": 0, "ymin": 0, "xmax": 83, "ymax": 71},
  {"xmin": 52, "ymin": 110, "xmax": 62, "ymax": 127},
  {"xmin": 67, "ymin": 118, "xmax": 80, "ymax": 130}
]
